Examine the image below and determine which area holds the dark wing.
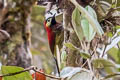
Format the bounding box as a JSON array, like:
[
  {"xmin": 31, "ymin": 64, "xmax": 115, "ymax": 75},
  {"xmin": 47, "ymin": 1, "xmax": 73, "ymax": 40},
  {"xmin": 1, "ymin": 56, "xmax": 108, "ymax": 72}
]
[{"xmin": 52, "ymin": 23, "xmax": 64, "ymax": 52}]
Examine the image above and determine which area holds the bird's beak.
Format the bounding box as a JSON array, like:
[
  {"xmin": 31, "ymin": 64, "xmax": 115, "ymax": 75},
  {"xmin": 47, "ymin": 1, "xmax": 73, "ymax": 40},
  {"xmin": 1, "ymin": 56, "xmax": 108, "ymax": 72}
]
[
  {"xmin": 52, "ymin": 13, "xmax": 56, "ymax": 20},
  {"xmin": 53, "ymin": 13, "xmax": 56, "ymax": 17}
]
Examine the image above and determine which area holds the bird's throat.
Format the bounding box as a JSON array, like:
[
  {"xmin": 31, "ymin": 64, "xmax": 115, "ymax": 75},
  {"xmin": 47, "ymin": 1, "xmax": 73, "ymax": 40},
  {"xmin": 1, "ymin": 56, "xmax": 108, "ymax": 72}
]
[{"xmin": 46, "ymin": 27, "xmax": 55, "ymax": 54}]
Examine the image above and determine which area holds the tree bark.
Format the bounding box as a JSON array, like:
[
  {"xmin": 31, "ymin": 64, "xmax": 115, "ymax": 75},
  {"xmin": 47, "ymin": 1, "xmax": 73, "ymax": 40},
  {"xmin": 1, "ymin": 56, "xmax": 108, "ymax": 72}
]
[
  {"xmin": 62, "ymin": 0, "xmax": 92, "ymax": 67},
  {"xmin": 0, "ymin": 0, "xmax": 36, "ymax": 68},
  {"xmin": 62, "ymin": 0, "xmax": 81, "ymax": 67}
]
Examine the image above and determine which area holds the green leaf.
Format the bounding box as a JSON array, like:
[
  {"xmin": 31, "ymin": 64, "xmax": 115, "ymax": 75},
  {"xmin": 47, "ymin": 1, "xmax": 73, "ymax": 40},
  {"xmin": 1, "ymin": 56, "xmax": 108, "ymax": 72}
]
[
  {"xmin": 61, "ymin": 50, "xmax": 67, "ymax": 62},
  {"xmin": 60, "ymin": 67, "xmax": 89, "ymax": 78},
  {"xmin": 80, "ymin": 52, "xmax": 90, "ymax": 59},
  {"xmin": 64, "ymin": 43, "xmax": 78, "ymax": 50},
  {"xmin": 72, "ymin": 8, "xmax": 84, "ymax": 41},
  {"xmin": 60, "ymin": 67, "xmax": 97, "ymax": 80},
  {"xmin": 115, "ymin": 26, "xmax": 120, "ymax": 30},
  {"xmin": 103, "ymin": 72, "xmax": 120, "ymax": 80},
  {"xmin": 81, "ymin": 18, "xmax": 95, "ymax": 42},
  {"xmin": 61, "ymin": 51, "xmax": 67, "ymax": 69},
  {"xmin": 64, "ymin": 43, "xmax": 90, "ymax": 59},
  {"xmin": 92, "ymin": 58, "xmax": 115, "ymax": 68},
  {"xmin": 60, "ymin": 67, "xmax": 74, "ymax": 78},
  {"xmin": 112, "ymin": 0, "xmax": 117, "ymax": 8},
  {"xmin": 69, "ymin": 71, "xmax": 97, "ymax": 80},
  {"xmin": 107, "ymin": 47, "xmax": 120, "ymax": 64},
  {"xmin": 92, "ymin": 59, "xmax": 117, "ymax": 74},
  {"xmin": 80, "ymin": 6, "xmax": 97, "ymax": 42},
  {"xmin": 105, "ymin": 36, "xmax": 120, "ymax": 52},
  {"xmin": 70, "ymin": 0, "xmax": 104, "ymax": 36},
  {"xmin": 1, "ymin": 66, "xmax": 32, "ymax": 80},
  {"xmin": 72, "ymin": 6, "xmax": 97, "ymax": 42},
  {"xmin": 85, "ymin": 6, "xmax": 97, "ymax": 20},
  {"xmin": 107, "ymin": 32, "xmax": 113, "ymax": 37},
  {"xmin": 104, "ymin": 67, "xmax": 117, "ymax": 74}
]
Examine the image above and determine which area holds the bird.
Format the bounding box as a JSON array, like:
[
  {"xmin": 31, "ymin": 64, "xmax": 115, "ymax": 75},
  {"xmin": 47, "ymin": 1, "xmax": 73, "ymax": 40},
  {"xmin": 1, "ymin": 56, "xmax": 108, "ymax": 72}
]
[{"xmin": 44, "ymin": 12, "xmax": 63, "ymax": 76}]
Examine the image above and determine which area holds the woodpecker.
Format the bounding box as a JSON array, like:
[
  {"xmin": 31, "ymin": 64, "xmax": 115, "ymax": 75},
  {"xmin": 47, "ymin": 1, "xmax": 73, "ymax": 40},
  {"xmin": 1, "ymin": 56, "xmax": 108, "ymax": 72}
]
[{"xmin": 44, "ymin": 13, "xmax": 63, "ymax": 75}]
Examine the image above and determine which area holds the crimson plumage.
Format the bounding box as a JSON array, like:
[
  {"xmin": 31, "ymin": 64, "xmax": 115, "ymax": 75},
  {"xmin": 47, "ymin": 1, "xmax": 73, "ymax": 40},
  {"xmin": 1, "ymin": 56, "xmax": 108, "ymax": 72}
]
[{"xmin": 44, "ymin": 21, "xmax": 56, "ymax": 54}]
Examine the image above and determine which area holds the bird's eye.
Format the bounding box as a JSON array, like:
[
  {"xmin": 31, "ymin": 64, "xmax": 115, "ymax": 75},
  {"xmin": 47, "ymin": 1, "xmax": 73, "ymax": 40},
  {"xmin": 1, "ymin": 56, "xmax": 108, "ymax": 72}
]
[
  {"xmin": 46, "ymin": 18, "xmax": 52, "ymax": 27},
  {"xmin": 47, "ymin": 18, "xmax": 52, "ymax": 22},
  {"xmin": 47, "ymin": 19, "xmax": 50, "ymax": 22}
]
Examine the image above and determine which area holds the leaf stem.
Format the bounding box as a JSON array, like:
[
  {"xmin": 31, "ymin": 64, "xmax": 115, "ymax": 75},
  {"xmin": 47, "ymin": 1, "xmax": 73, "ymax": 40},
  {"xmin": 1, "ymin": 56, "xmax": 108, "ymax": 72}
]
[{"xmin": 101, "ymin": 44, "xmax": 107, "ymax": 57}]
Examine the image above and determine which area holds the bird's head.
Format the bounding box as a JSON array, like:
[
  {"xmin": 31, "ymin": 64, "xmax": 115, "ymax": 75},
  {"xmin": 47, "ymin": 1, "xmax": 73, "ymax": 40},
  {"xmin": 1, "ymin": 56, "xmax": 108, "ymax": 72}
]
[{"xmin": 45, "ymin": 13, "xmax": 56, "ymax": 28}]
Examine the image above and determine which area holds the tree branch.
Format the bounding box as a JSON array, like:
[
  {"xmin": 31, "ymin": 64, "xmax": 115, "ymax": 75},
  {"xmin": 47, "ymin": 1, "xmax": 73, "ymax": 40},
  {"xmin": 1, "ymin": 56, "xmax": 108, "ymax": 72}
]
[
  {"xmin": 102, "ymin": 73, "xmax": 120, "ymax": 80},
  {"xmin": 33, "ymin": 68, "xmax": 61, "ymax": 79},
  {"xmin": 0, "ymin": 66, "xmax": 61, "ymax": 79},
  {"xmin": 0, "ymin": 66, "xmax": 34, "ymax": 77}
]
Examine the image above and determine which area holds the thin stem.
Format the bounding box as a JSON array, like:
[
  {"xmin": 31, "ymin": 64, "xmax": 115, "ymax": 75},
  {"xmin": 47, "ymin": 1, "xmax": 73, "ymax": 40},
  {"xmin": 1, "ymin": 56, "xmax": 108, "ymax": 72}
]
[
  {"xmin": 0, "ymin": 66, "xmax": 34, "ymax": 77},
  {"xmin": 87, "ymin": 59, "xmax": 96, "ymax": 80},
  {"xmin": 117, "ymin": 44, "xmax": 120, "ymax": 50},
  {"xmin": 33, "ymin": 68, "xmax": 61, "ymax": 79},
  {"xmin": 81, "ymin": 60, "xmax": 88, "ymax": 68},
  {"xmin": 81, "ymin": 41, "xmax": 99, "ymax": 68},
  {"xmin": 0, "ymin": 66, "xmax": 61, "ymax": 79},
  {"xmin": 102, "ymin": 73, "xmax": 120, "ymax": 80},
  {"xmin": 115, "ymin": 7, "xmax": 120, "ymax": 10},
  {"xmin": 101, "ymin": 45, "xmax": 107, "ymax": 57}
]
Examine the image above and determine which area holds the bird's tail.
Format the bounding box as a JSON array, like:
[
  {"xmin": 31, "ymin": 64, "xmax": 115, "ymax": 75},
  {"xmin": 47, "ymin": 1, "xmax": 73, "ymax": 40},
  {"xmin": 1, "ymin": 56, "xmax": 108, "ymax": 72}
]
[{"xmin": 53, "ymin": 56, "xmax": 60, "ymax": 77}]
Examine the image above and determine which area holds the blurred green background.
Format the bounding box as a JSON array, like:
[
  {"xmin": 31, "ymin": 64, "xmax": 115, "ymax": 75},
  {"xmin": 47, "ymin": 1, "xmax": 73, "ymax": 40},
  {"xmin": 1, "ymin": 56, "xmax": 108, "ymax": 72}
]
[{"xmin": 31, "ymin": 5, "xmax": 55, "ymax": 74}]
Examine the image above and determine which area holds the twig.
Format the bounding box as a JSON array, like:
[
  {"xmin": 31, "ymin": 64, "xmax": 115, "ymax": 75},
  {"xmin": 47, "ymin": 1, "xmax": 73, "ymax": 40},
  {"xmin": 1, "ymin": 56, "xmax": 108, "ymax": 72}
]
[
  {"xmin": 81, "ymin": 41, "xmax": 99, "ymax": 68},
  {"xmin": 104, "ymin": 20, "xmax": 114, "ymax": 27},
  {"xmin": 102, "ymin": 73, "xmax": 120, "ymax": 80},
  {"xmin": 91, "ymin": 0, "xmax": 96, "ymax": 5},
  {"xmin": 81, "ymin": 60, "xmax": 88, "ymax": 68},
  {"xmin": 0, "ymin": 66, "xmax": 61, "ymax": 79},
  {"xmin": 0, "ymin": 30, "xmax": 10, "ymax": 39},
  {"xmin": 87, "ymin": 59, "xmax": 96, "ymax": 79},
  {"xmin": 115, "ymin": 7, "xmax": 120, "ymax": 10},
  {"xmin": 101, "ymin": 44, "xmax": 107, "ymax": 57},
  {"xmin": 91, "ymin": 40, "xmax": 99, "ymax": 58},
  {"xmin": 117, "ymin": 43, "xmax": 120, "ymax": 50},
  {"xmin": 33, "ymin": 68, "xmax": 61, "ymax": 79},
  {"xmin": 83, "ymin": 41, "xmax": 87, "ymax": 52},
  {"xmin": 0, "ymin": 66, "xmax": 34, "ymax": 77}
]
